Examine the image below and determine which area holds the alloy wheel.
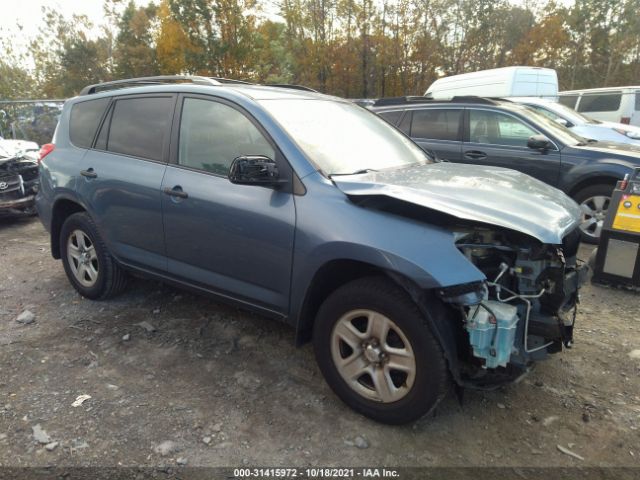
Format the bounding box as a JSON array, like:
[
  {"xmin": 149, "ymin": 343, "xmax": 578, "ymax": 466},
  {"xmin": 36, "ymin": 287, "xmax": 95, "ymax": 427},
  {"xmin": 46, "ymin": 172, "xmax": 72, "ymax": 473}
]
[
  {"xmin": 331, "ymin": 309, "xmax": 416, "ymax": 403},
  {"xmin": 67, "ymin": 229, "xmax": 99, "ymax": 288},
  {"xmin": 579, "ymin": 195, "xmax": 610, "ymax": 240}
]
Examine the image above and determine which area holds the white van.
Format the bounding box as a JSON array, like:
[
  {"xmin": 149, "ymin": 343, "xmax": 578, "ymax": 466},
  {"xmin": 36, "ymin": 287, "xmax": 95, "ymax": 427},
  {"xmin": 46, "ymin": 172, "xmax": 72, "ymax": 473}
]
[
  {"xmin": 558, "ymin": 87, "xmax": 640, "ymax": 127},
  {"xmin": 425, "ymin": 66, "xmax": 558, "ymax": 99}
]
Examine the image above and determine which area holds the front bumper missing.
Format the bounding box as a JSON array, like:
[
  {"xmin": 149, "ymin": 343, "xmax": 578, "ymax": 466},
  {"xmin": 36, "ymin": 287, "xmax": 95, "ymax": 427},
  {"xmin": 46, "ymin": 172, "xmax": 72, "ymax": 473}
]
[{"xmin": 0, "ymin": 194, "xmax": 36, "ymax": 216}]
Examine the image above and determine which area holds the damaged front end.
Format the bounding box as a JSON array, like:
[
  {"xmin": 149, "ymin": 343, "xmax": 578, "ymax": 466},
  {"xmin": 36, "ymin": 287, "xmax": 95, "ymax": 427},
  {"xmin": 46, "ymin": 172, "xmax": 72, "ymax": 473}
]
[
  {"xmin": 0, "ymin": 155, "xmax": 40, "ymax": 217},
  {"xmin": 439, "ymin": 226, "xmax": 588, "ymax": 389}
]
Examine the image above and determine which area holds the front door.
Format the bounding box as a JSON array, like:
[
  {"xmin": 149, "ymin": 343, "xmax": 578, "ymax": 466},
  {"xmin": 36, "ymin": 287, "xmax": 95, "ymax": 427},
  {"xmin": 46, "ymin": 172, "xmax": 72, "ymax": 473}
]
[
  {"xmin": 463, "ymin": 108, "xmax": 562, "ymax": 187},
  {"xmin": 161, "ymin": 96, "xmax": 296, "ymax": 314}
]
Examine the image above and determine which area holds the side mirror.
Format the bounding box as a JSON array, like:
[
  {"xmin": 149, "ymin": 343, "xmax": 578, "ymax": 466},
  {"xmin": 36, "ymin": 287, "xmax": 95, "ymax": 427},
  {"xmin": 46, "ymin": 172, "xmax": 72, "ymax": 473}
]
[
  {"xmin": 554, "ymin": 118, "xmax": 569, "ymax": 127},
  {"xmin": 527, "ymin": 134, "xmax": 553, "ymax": 151},
  {"xmin": 228, "ymin": 155, "xmax": 287, "ymax": 188}
]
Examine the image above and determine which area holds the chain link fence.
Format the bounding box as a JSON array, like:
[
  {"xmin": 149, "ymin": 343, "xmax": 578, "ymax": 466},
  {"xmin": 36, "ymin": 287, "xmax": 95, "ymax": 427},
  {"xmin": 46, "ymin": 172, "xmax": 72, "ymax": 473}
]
[{"xmin": 0, "ymin": 100, "xmax": 66, "ymax": 146}]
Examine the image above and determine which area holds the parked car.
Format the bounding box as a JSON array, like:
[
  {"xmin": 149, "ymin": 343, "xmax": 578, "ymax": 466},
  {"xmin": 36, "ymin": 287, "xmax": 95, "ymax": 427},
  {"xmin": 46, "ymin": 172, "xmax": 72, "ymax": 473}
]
[
  {"xmin": 425, "ymin": 66, "xmax": 558, "ymax": 99},
  {"xmin": 559, "ymin": 86, "xmax": 640, "ymax": 127},
  {"xmin": 371, "ymin": 96, "xmax": 640, "ymax": 243},
  {"xmin": 37, "ymin": 76, "xmax": 587, "ymax": 424},
  {"xmin": 511, "ymin": 97, "xmax": 640, "ymax": 145},
  {"xmin": 0, "ymin": 138, "xmax": 41, "ymax": 217}
]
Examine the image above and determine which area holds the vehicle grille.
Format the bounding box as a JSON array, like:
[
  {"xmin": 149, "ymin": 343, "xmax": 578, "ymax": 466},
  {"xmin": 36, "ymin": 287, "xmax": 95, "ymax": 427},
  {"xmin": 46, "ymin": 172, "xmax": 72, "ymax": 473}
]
[{"xmin": 0, "ymin": 174, "xmax": 22, "ymax": 197}]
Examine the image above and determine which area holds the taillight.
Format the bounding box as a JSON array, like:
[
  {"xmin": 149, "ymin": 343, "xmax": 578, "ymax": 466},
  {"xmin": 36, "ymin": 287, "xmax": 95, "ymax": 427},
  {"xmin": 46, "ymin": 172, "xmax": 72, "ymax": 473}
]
[
  {"xmin": 621, "ymin": 117, "xmax": 631, "ymax": 125},
  {"xmin": 38, "ymin": 143, "xmax": 55, "ymax": 162}
]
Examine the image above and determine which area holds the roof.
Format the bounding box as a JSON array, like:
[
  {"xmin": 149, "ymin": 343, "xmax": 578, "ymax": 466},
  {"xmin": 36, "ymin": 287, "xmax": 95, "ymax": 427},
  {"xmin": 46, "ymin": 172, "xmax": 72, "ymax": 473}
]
[
  {"xmin": 370, "ymin": 96, "xmax": 510, "ymax": 110},
  {"xmin": 78, "ymin": 75, "xmax": 324, "ymax": 100},
  {"xmin": 560, "ymin": 86, "xmax": 640, "ymax": 95}
]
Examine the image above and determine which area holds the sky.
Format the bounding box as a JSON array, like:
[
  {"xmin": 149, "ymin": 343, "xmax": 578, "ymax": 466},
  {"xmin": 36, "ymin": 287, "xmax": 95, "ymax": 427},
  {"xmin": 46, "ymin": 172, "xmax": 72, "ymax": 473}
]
[{"xmin": 1, "ymin": 0, "xmax": 571, "ymax": 56}]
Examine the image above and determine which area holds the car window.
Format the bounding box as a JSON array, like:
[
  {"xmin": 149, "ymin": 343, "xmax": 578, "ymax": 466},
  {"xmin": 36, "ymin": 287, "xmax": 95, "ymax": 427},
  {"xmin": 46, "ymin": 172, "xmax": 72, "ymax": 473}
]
[
  {"xmin": 398, "ymin": 111, "xmax": 411, "ymax": 135},
  {"xmin": 635, "ymin": 92, "xmax": 640, "ymax": 111},
  {"xmin": 378, "ymin": 110, "xmax": 402, "ymax": 125},
  {"xmin": 260, "ymin": 99, "xmax": 430, "ymax": 175},
  {"xmin": 411, "ymin": 109, "xmax": 461, "ymax": 141},
  {"xmin": 577, "ymin": 93, "xmax": 622, "ymax": 113},
  {"xmin": 105, "ymin": 97, "xmax": 173, "ymax": 161},
  {"xmin": 530, "ymin": 105, "xmax": 561, "ymax": 121},
  {"xmin": 469, "ymin": 110, "xmax": 537, "ymax": 147},
  {"xmin": 69, "ymin": 98, "xmax": 110, "ymax": 148},
  {"xmin": 178, "ymin": 98, "xmax": 275, "ymax": 176},
  {"xmin": 558, "ymin": 95, "xmax": 578, "ymax": 109}
]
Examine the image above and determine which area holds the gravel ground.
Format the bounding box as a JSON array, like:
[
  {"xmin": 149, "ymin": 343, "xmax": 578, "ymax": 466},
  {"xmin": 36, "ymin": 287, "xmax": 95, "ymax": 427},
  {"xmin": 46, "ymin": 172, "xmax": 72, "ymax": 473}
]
[{"xmin": 1, "ymin": 216, "xmax": 639, "ymax": 469}]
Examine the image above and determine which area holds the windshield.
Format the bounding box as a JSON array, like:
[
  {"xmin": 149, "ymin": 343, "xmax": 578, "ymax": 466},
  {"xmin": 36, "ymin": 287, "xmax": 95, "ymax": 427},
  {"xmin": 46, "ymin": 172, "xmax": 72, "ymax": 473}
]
[
  {"xmin": 541, "ymin": 102, "xmax": 598, "ymax": 125},
  {"xmin": 259, "ymin": 99, "xmax": 431, "ymax": 175},
  {"xmin": 508, "ymin": 103, "xmax": 588, "ymax": 146}
]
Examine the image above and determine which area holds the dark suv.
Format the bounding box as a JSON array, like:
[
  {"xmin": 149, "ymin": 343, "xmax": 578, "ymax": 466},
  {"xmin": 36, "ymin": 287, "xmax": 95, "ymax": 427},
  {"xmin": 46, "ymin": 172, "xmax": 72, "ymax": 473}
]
[
  {"xmin": 37, "ymin": 76, "xmax": 587, "ymax": 424},
  {"xmin": 371, "ymin": 96, "xmax": 640, "ymax": 243}
]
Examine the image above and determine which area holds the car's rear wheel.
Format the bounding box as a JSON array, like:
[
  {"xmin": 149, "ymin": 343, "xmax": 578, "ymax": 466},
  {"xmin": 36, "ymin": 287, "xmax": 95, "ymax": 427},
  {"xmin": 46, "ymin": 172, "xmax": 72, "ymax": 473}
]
[
  {"xmin": 574, "ymin": 184, "xmax": 614, "ymax": 244},
  {"xmin": 313, "ymin": 276, "xmax": 449, "ymax": 424},
  {"xmin": 60, "ymin": 212, "xmax": 127, "ymax": 299}
]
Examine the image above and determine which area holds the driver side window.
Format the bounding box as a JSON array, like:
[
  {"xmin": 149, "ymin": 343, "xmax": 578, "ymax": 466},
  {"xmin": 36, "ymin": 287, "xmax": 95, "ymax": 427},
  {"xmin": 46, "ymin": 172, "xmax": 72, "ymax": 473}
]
[
  {"xmin": 469, "ymin": 110, "xmax": 537, "ymax": 147},
  {"xmin": 178, "ymin": 98, "xmax": 275, "ymax": 175}
]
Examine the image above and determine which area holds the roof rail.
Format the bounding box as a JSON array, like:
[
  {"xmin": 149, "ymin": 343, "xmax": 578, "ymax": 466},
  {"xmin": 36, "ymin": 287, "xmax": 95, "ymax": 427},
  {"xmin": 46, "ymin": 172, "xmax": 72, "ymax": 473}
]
[
  {"xmin": 267, "ymin": 84, "xmax": 319, "ymax": 93},
  {"xmin": 209, "ymin": 77, "xmax": 253, "ymax": 85},
  {"xmin": 79, "ymin": 75, "xmax": 224, "ymax": 96},
  {"xmin": 373, "ymin": 95, "xmax": 503, "ymax": 107},
  {"xmin": 450, "ymin": 96, "xmax": 500, "ymax": 105},
  {"xmin": 372, "ymin": 96, "xmax": 432, "ymax": 107}
]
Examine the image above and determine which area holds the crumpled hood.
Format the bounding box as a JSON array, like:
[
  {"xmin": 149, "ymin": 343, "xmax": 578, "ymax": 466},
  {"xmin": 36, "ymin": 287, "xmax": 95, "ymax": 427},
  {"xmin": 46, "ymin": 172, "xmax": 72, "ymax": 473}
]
[{"xmin": 333, "ymin": 162, "xmax": 581, "ymax": 244}]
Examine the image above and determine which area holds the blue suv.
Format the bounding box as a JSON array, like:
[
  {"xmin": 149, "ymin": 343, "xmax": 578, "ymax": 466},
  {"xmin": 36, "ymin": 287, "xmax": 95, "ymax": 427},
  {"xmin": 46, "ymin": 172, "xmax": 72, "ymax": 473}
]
[{"xmin": 36, "ymin": 76, "xmax": 587, "ymax": 424}]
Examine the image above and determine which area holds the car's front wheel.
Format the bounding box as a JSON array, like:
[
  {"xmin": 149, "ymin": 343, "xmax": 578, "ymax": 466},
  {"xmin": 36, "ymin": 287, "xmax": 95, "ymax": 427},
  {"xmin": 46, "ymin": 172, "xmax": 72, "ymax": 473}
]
[
  {"xmin": 60, "ymin": 212, "xmax": 127, "ymax": 299},
  {"xmin": 313, "ymin": 276, "xmax": 449, "ymax": 424}
]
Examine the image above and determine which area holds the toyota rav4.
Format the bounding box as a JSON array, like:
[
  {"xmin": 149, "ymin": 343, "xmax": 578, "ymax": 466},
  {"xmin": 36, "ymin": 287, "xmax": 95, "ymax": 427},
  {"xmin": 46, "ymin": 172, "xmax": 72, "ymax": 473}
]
[{"xmin": 36, "ymin": 76, "xmax": 587, "ymax": 424}]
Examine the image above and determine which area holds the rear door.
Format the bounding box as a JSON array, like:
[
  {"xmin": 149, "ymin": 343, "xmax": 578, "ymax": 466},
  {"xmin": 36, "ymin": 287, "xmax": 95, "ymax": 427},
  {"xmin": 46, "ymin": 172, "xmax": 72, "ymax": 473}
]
[
  {"xmin": 462, "ymin": 108, "xmax": 562, "ymax": 186},
  {"xmin": 401, "ymin": 108, "xmax": 463, "ymax": 162},
  {"xmin": 161, "ymin": 95, "xmax": 296, "ymax": 314},
  {"xmin": 78, "ymin": 94, "xmax": 175, "ymax": 272}
]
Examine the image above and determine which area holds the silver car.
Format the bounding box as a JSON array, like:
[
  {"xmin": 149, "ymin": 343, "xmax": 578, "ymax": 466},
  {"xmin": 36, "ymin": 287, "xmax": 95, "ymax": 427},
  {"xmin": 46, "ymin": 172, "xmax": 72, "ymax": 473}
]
[{"xmin": 512, "ymin": 97, "xmax": 640, "ymax": 145}]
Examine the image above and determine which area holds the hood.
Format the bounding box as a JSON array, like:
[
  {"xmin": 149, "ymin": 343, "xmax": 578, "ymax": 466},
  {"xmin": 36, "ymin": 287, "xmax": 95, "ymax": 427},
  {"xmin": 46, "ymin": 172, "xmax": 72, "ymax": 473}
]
[
  {"xmin": 572, "ymin": 140, "xmax": 640, "ymax": 159},
  {"xmin": 333, "ymin": 162, "xmax": 581, "ymax": 244},
  {"xmin": 0, "ymin": 139, "xmax": 40, "ymax": 162},
  {"xmin": 600, "ymin": 121, "xmax": 640, "ymax": 139}
]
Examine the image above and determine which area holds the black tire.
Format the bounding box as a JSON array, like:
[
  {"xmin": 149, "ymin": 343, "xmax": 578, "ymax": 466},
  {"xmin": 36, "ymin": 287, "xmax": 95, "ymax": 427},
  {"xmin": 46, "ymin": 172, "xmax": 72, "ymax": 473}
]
[
  {"xmin": 573, "ymin": 183, "xmax": 614, "ymax": 244},
  {"xmin": 59, "ymin": 212, "xmax": 127, "ymax": 299},
  {"xmin": 313, "ymin": 276, "xmax": 449, "ymax": 424}
]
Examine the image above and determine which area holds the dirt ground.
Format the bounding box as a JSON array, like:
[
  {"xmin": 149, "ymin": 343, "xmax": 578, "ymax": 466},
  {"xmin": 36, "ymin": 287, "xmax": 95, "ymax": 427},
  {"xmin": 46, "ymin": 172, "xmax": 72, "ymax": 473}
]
[{"xmin": 1, "ymin": 216, "xmax": 639, "ymax": 469}]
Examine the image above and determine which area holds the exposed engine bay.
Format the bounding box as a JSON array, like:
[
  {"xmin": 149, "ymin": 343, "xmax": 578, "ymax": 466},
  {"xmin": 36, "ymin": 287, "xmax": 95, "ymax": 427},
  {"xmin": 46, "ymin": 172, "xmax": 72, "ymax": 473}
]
[
  {"xmin": 442, "ymin": 226, "xmax": 588, "ymax": 388},
  {"xmin": 0, "ymin": 154, "xmax": 40, "ymax": 217}
]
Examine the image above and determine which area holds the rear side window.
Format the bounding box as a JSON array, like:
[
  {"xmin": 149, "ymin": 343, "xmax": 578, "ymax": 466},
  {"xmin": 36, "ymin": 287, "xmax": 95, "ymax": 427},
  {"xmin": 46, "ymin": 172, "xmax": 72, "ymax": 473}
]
[
  {"xmin": 635, "ymin": 92, "xmax": 640, "ymax": 111},
  {"xmin": 558, "ymin": 95, "xmax": 578, "ymax": 109},
  {"xmin": 104, "ymin": 97, "xmax": 173, "ymax": 161},
  {"xmin": 378, "ymin": 110, "xmax": 402, "ymax": 126},
  {"xmin": 69, "ymin": 98, "xmax": 110, "ymax": 148},
  {"xmin": 577, "ymin": 93, "xmax": 622, "ymax": 113},
  {"xmin": 411, "ymin": 109, "xmax": 461, "ymax": 141}
]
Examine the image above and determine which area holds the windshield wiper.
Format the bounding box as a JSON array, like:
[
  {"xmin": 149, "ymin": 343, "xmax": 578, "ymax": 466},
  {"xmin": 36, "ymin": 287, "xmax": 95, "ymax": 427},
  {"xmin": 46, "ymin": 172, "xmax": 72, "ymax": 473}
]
[{"xmin": 331, "ymin": 168, "xmax": 378, "ymax": 176}]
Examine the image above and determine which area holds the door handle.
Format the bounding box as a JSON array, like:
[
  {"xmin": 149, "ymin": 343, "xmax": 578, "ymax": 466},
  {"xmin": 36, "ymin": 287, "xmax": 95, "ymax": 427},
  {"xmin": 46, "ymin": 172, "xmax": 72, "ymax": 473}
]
[
  {"xmin": 162, "ymin": 186, "xmax": 189, "ymax": 199},
  {"xmin": 464, "ymin": 150, "xmax": 487, "ymax": 160},
  {"xmin": 80, "ymin": 168, "xmax": 97, "ymax": 178}
]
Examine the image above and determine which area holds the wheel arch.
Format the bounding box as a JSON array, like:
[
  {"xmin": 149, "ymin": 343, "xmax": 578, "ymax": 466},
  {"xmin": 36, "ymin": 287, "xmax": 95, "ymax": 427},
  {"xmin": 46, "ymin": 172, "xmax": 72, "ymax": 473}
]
[
  {"xmin": 50, "ymin": 198, "xmax": 87, "ymax": 259},
  {"xmin": 296, "ymin": 260, "xmax": 467, "ymax": 388},
  {"xmin": 567, "ymin": 175, "xmax": 618, "ymax": 199}
]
